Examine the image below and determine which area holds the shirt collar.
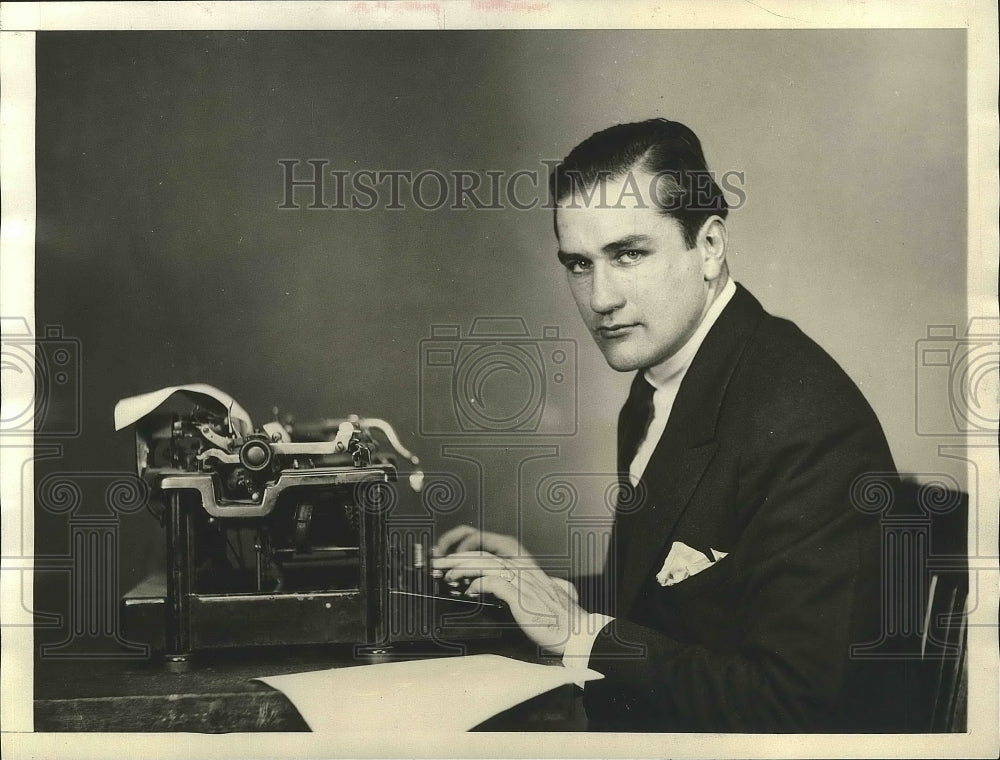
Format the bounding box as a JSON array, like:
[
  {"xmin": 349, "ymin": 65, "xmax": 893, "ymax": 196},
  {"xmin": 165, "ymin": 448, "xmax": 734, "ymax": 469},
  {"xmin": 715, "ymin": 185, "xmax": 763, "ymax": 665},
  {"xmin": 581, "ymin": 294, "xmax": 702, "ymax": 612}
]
[{"xmin": 644, "ymin": 277, "xmax": 737, "ymax": 389}]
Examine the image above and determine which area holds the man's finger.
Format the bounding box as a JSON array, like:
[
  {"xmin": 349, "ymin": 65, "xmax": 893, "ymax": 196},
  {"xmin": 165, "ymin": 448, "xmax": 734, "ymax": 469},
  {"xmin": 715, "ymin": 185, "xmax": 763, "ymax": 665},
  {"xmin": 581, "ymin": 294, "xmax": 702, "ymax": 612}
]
[
  {"xmin": 430, "ymin": 551, "xmax": 505, "ymax": 583},
  {"xmin": 432, "ymin": 524, "xmax": 477, "ymax": 556},
  {"xmin": 430, "ymin": 549, "xmax": 498, "ymax": 569},
  {"xmin": 468, "ymin": 565, "xmax": 566, "ymax": 609},
  {"xmin": 455, "ymin": 532, "xmax": 486, "ymax": 553},
  {"xmin": 466, "ymin": 575, "xmax": 517, "ymax": 606},
  {"xmin": 445, "ymin": 562, "xmax": 504, "ymax": 584}
]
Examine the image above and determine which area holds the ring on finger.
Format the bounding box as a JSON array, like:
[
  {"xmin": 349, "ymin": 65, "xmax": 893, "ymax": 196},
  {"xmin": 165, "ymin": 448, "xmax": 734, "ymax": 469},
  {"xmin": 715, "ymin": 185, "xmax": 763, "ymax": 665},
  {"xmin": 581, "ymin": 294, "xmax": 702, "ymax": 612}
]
[{"xmin": 499, "ymin": 568, "xmax": 515, "ymax": 583}]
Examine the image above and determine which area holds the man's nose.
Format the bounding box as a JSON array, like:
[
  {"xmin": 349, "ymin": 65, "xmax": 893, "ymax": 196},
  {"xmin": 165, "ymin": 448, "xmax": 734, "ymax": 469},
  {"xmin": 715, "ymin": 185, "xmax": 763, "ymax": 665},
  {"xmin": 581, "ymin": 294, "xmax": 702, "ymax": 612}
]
[{"xmin": 590, "ymin": 263, "xmax": 626, "ymax": 314}]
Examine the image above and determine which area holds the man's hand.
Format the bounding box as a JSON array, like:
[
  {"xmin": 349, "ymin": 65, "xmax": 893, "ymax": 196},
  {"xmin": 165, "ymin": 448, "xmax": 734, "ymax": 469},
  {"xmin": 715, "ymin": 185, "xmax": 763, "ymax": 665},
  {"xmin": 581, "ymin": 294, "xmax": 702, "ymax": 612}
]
[
  {"xmin": 431, "ymin": 550, "xmax": 585, "ymax": 655},
  {"xmin": 432, "ymin": 525, "xmax": 535, "ymax": 565}
]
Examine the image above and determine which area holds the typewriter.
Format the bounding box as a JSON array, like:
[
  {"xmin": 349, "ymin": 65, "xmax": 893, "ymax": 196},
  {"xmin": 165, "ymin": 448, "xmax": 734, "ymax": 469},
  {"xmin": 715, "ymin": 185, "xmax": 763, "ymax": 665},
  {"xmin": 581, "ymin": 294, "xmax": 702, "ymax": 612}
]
[{"xmin": 115, "ymin": 385, "xmax": 506, "ymax": 665}]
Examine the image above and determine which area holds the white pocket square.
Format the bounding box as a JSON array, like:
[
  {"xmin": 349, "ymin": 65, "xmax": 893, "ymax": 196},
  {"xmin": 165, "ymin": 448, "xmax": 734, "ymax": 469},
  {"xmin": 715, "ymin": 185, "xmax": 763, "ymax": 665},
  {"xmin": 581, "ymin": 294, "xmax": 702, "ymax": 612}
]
[{"xmin": 656, "ymin": 541, "xmax": 728, "ymax": 587}]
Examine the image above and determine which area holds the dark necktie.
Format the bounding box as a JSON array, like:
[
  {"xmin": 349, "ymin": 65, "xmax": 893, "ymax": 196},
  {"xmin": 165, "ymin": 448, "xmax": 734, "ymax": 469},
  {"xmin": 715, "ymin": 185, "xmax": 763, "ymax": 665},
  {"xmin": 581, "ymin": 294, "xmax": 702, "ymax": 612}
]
[
  {"xmin": 617, "ymin": 373, "xmax": 656, "ymax": 477},
  {"xmin": 604, "ymin": 373, "xmax": 657, "ymax": 614}
]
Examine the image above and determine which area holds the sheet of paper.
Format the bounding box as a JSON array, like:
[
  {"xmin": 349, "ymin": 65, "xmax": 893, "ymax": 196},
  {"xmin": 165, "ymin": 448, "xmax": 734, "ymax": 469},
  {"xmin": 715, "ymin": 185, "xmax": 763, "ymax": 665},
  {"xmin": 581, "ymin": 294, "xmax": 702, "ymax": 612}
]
[
  {"xmin": 113, "ymin": 383, "xmax": 253, "ymax": 435},
  {"xmin": 255, "ymin": 654, "xmax": 602, "ymax": 732}
]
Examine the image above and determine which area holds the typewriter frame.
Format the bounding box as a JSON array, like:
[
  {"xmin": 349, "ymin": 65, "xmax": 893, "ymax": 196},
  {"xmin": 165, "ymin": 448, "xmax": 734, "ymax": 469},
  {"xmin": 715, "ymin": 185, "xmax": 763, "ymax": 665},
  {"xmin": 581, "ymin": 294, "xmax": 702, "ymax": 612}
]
[{"xmin": 152, "ymin": 466, "xmax": 393, "ymax": 662}]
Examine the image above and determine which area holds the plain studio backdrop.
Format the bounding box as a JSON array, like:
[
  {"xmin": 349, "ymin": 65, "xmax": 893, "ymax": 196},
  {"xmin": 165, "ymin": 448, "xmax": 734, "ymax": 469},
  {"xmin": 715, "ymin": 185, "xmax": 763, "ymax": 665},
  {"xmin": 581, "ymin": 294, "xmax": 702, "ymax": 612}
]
[{"xmin": 32, "ymin": 30, "xmax": 966, "ymax": 627}]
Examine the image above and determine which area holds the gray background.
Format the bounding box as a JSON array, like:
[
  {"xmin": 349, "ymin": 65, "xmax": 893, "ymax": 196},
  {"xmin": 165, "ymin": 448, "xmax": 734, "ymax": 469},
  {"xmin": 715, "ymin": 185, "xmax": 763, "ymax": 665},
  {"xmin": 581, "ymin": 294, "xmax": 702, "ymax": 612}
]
[{"xmin": 34, "ymin": 30, "xmax": 966, "ymax": 612}]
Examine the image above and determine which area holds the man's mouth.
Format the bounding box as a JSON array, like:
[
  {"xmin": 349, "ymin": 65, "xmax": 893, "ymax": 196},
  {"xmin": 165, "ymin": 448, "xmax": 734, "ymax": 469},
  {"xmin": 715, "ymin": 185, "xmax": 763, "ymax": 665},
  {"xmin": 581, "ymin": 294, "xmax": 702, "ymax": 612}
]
[{"xmin": 597, "ymin": 323, "xmax": 638, "ymax": 339}]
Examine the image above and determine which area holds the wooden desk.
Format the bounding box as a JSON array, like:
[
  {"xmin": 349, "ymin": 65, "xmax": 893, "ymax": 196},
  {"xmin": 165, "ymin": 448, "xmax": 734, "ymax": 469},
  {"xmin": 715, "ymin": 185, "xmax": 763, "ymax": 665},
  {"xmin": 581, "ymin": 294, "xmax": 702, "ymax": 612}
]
[{"xmin": 34, "ymin": 638, "xmax": 589, "ymax": 732}]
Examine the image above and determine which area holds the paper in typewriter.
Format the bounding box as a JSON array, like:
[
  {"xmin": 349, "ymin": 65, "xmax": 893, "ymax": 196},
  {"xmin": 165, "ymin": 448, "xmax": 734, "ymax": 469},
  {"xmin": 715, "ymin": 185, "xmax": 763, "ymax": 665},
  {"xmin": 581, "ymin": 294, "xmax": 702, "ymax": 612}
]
[
  {"xmin": 113, "ymin": 383, "xmax": 253, "ymax": 433},
  {"xmin": 256, "ymin": 654, "xmax": 602, "ymax": 731}
]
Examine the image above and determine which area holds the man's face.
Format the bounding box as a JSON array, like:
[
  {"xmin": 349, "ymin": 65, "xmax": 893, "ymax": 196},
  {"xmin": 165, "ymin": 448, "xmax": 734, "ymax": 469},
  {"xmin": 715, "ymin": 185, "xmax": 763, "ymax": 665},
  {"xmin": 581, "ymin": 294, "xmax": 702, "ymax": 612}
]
[{"xmin": 555, "ymin": 170, "xmax": 713, "ymax": 372}]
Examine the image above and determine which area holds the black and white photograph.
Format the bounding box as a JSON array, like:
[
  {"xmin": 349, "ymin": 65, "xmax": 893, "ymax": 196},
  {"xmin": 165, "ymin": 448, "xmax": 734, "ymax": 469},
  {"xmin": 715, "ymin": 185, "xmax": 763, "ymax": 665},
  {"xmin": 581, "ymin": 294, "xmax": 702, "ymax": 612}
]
[{"xmin": 1, "ymin": 1, "xmax": 997, "ymax": 758}]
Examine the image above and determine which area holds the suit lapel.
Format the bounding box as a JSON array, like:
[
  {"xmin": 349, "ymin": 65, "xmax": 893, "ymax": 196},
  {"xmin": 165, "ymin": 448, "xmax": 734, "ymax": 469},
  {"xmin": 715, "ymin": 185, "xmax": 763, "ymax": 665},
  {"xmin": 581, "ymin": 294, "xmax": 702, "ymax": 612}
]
[{"xmin": 613, "ymin": 283, "xmax": 766, "ymax": 614}]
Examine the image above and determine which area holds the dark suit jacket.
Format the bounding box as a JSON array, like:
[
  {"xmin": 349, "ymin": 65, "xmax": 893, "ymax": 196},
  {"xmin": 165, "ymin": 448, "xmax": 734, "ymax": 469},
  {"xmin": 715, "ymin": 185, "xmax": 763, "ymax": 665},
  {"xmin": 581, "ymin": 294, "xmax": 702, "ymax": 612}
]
[{"xmin": 583, "ymin": 283, "xmax": 906, "ymax": 732}]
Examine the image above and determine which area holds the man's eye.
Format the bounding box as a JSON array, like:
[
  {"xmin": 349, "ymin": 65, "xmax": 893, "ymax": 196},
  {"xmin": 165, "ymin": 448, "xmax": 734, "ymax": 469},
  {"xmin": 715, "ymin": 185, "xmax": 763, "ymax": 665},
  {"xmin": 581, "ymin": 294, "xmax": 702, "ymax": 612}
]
[
  {"xmin": 617, "ymin": 250, "xmax": 645, "ymax": 264},
  {"xmin": 563, "ymin": 258, "xmax": 591, "ymax": 274}
]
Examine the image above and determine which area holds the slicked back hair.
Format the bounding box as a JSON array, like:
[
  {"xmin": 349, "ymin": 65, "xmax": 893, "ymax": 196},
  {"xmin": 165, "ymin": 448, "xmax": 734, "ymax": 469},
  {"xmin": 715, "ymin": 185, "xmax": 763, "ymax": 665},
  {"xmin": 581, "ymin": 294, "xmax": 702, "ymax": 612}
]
[{"xmin": 549, "ymin": 118, "xmax": 729, "ymax": 248}]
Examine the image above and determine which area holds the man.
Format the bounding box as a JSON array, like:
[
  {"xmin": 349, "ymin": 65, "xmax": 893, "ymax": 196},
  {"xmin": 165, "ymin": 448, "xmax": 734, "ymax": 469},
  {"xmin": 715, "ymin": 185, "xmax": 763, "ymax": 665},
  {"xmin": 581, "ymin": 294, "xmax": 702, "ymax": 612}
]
[{"xmin": 433, "ymin": 119, "xmax": 903, "ymax": 732}]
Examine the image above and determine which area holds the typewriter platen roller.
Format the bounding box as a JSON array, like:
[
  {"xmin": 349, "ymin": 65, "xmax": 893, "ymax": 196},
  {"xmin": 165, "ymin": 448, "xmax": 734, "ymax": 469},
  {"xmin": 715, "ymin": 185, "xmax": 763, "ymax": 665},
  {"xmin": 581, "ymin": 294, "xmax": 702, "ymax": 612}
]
[{"xmin": 115, "ymin": 385, "xmax": 507, "ymax": 664}]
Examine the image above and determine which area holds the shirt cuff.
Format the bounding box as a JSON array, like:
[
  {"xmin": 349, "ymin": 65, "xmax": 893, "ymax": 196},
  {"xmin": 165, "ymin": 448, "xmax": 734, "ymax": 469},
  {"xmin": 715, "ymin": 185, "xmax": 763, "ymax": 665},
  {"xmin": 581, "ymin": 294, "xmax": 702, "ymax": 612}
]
[{"xmin": 562, "ymin": 612, "xmax": 614, "ymax": 674}]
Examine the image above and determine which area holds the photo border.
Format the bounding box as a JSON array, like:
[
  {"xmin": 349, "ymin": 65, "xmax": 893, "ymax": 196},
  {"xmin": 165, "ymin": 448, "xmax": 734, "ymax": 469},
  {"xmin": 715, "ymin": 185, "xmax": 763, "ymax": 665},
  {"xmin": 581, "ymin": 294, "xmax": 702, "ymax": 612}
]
[{"xmin": 1, "ymin": 2, "xmax": 996, "ymax": 758}]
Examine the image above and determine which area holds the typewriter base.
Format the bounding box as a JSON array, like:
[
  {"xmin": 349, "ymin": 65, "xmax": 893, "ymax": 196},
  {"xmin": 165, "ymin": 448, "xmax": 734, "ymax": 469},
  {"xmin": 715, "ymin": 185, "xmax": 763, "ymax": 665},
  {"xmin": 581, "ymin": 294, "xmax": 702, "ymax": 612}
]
[{"xmin": 122, "ymin": 573, "xmax": 511, "ymax": 662}]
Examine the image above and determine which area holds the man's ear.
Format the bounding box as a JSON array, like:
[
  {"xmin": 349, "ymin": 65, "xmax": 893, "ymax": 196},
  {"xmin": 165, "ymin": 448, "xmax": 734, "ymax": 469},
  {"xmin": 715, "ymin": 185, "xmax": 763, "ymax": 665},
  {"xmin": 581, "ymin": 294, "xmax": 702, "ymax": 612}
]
[{"xmin": 697, "ymin": 216, "xmax": 728, "ymax": 281}]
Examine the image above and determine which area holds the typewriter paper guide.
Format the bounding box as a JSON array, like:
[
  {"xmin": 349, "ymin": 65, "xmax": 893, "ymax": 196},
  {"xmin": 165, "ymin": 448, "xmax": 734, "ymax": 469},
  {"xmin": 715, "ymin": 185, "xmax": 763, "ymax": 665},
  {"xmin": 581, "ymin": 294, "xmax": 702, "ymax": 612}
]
[
  {"xmin": 114, "ymin": 383, "xmax": 253, "ymax": 433},
  {"xmin": 256, "ymin": 654, "xmax": 602, "ymax": 732}
]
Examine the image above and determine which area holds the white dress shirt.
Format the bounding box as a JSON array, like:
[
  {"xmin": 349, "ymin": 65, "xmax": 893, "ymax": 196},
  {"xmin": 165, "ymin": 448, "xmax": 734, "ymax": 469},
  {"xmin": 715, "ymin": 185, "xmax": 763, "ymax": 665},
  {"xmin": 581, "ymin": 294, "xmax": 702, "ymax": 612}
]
[{"xmin": 562, "ymin": 278, "xmax": 737, "ymax": 670}]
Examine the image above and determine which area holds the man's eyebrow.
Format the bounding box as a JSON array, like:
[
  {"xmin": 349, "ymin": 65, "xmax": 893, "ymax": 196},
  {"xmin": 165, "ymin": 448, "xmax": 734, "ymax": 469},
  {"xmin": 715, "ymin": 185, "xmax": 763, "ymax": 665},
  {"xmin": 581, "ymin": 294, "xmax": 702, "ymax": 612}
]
[
  {"xmin": 602, "ymin": 234, "xmax": 652, "ymax": 254},
  {"xmin": 556, "ymin": 249, "xmax": 590, "ymax": 263}
]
